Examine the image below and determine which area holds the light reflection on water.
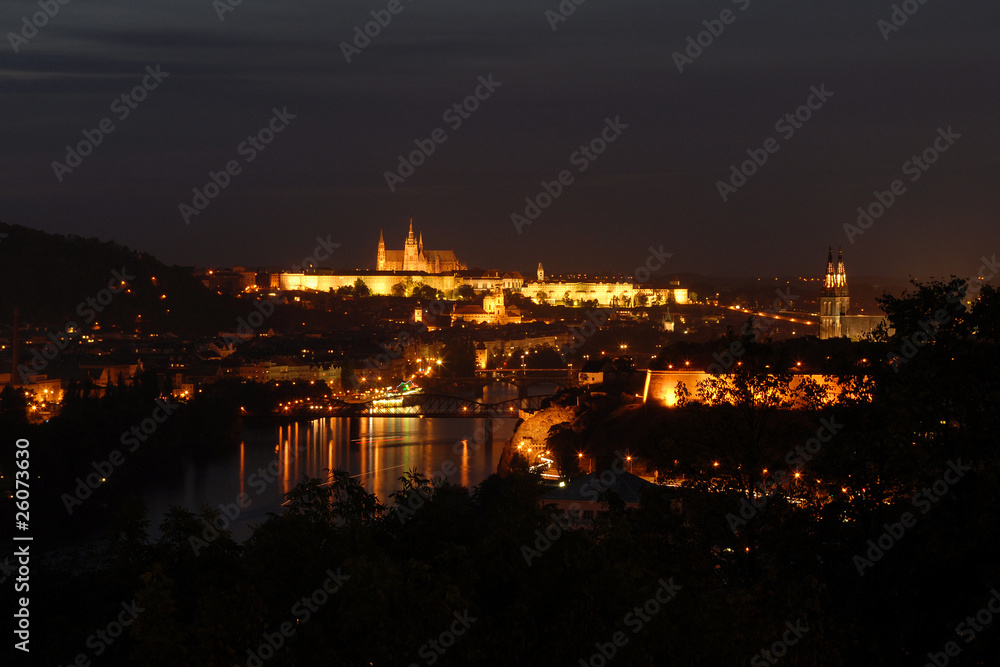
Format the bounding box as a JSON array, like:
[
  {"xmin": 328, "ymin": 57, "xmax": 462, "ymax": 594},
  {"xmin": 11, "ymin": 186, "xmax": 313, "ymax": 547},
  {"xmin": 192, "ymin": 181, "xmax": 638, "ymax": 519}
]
[
  {"xmin": 144, "ymin": 416, "xmax": 517, "ymax": 541},
  {"xmin": 273, "ymin": 416, "xmax": 515, "ymax": 501}
]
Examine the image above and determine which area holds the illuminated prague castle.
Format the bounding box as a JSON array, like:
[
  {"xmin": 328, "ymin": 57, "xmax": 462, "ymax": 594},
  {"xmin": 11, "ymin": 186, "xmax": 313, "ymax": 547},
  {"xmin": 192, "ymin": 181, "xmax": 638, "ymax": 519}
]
[
  {"xmin": 524, "ymin": 268, "xmax": 688, "ymax": 308},
  {"xmin": 376, "ymin": 221, "xmax": 465, "ymax": 273}
]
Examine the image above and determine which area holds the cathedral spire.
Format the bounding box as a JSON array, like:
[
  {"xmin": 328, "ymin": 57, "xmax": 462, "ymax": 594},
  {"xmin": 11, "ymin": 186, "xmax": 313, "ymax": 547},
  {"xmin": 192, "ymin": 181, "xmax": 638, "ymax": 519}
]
[
  {"xmin": 835, "ymin": 246, "xmax": 847, "ymax": 288},
  {"xmin": 824, "ymin": 247, "xmax": 834, "ymax": 290},
  {"xmin": 377, "ymin": 229, "xmax": 386, "ymax": 270},
  {"xmin": 408, "ymin": 219, "xmax": 414, "ymax": 240}
]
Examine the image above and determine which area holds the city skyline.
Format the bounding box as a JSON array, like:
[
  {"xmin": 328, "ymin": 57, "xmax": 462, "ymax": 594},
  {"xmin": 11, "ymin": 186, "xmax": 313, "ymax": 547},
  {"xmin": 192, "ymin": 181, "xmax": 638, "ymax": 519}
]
[
  {"xmin": 4, "ymin": 218, "xmax": 964, "ymax": 286},
  {"xmin": 5, "ymin": 2, "xmax": 1000, "ymax": 664}
]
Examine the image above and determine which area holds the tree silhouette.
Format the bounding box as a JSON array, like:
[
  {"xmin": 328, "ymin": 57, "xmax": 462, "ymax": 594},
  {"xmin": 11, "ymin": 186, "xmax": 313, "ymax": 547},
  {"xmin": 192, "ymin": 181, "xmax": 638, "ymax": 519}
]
[{"xmin": 353, "ymin": 278, "xmax": 370, "ymax": 297}]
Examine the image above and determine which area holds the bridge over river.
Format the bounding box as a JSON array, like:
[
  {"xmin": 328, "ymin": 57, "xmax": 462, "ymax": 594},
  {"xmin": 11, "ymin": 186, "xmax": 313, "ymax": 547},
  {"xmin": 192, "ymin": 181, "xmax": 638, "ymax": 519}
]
[
  {"xmin": 266, "ymin": 392, "xmax": 554, "ymax": 421},
  {"xmin": 284, "ymin": 392, "xmax": 554, "ymax": 418},
  {"xmin": 260, "ymin": 369, "xmax": 573, "ymax": 420}
]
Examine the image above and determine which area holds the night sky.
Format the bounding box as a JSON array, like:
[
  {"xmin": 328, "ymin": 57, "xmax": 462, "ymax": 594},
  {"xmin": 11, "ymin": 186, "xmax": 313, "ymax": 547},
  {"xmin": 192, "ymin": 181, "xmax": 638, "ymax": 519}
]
[{"xmin": 3, "ymin": 0, "xmax": 997, "ymax": 279}]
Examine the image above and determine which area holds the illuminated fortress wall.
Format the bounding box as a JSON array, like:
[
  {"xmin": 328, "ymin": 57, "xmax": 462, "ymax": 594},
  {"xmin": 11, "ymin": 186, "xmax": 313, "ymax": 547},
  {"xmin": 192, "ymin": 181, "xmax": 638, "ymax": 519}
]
[
  {"xmin": 642, "ymin": 371, "xmax": 709, "ymax": 407},
  {"xmin": 643, "ymin": 370, "xmax": 839, "ymax": 408},
  {"xmin": 280, "ymin": 273, "xmax": 459, "ymax": 295},
  {"xmin": 525, "ymin": 280, "xmax": 688, "ymax": 307}
]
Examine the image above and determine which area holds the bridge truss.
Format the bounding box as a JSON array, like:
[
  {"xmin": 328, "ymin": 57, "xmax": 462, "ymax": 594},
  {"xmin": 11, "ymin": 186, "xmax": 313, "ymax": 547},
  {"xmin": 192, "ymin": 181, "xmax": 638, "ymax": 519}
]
[{"xmin": 326, "ymin": 393, "xmax": 553, "ymax": 418}]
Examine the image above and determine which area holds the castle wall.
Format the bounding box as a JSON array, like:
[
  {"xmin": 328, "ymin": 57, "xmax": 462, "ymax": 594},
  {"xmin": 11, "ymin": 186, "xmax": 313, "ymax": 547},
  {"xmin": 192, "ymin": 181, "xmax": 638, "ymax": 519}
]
[
  {"xmin": 642, "ymin": 371, "xmax": 708, "ymax": 406},
  {"xmin": 643, "ymin": 370, "xmax": 837, "ymax": 408},
  {"xmin": 525, "ymin": 280, "xmax": 688, "ymax": 307},
  {"xmin": 280, "ymin": 273, "xmax": 458, "ymax": 295}
]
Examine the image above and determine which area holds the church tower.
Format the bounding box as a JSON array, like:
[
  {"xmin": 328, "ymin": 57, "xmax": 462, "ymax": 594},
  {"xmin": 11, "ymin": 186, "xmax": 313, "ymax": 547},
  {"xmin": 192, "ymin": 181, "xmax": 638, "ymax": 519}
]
[
  {"xmin": 403, "ymin": 219, "xmax": 419, "ymax": 271},
  {"xmin": 537, "ymin": 262, "xmax": 545, "ymax": 281},
  {"xmin": 820, "ymin": 246, "xmax": 850, "ymax": 338},
  {"xmin": 375, "ymin": 221, "xmax": 465, "ymax": 274},
  {"xmin": 377, "ymin": 229, "xmax": 387, "ymax": 270}
]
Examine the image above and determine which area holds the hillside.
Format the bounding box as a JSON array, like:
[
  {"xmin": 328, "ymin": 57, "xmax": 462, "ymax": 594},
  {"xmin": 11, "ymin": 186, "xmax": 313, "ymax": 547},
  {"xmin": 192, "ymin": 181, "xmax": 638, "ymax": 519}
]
[{"xmin": 0, "ymin": 221, "xmax": 245, "ymax": 335}]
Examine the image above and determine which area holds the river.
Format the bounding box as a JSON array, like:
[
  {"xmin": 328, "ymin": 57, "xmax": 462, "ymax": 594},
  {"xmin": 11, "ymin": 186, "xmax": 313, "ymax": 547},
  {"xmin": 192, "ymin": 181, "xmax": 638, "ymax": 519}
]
[{"xmin": 140, "ymin": 389, "xmax": 534, "ymax": 540}]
